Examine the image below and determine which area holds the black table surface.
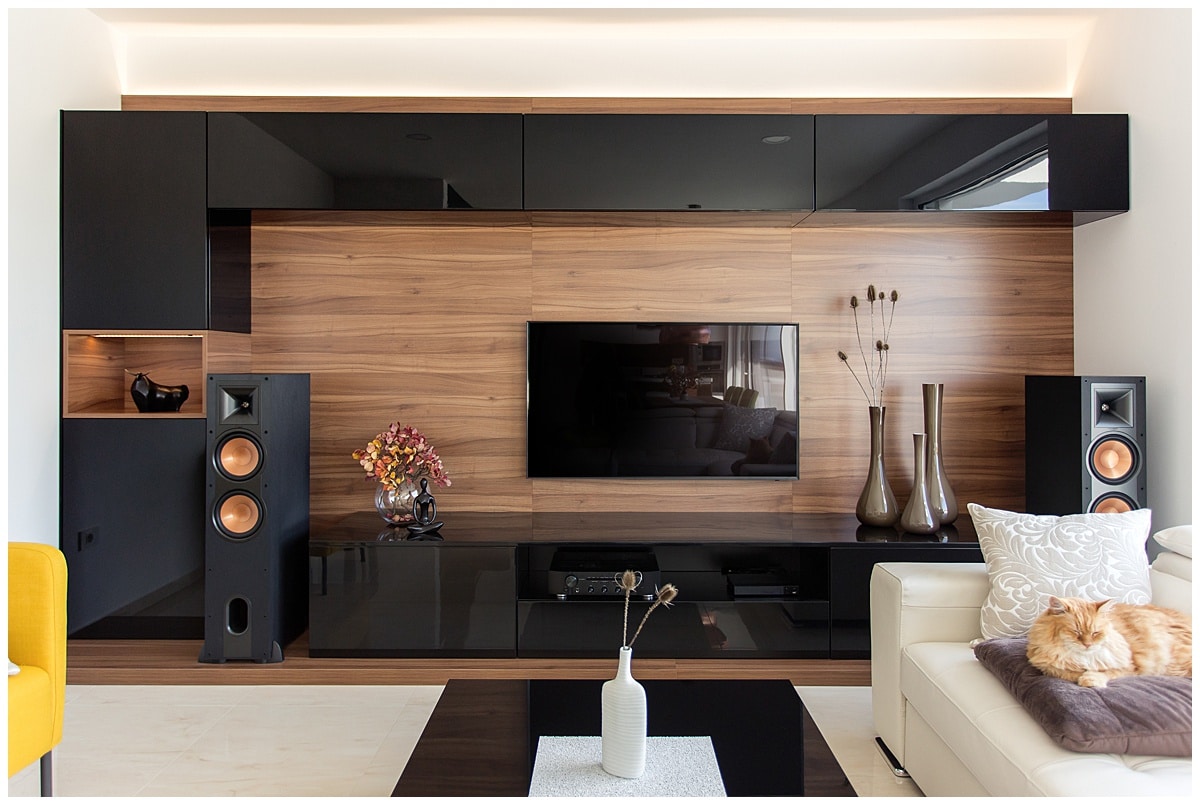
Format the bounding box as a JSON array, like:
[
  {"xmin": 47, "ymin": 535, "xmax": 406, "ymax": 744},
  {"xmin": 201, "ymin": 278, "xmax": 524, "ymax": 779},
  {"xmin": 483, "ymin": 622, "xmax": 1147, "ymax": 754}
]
[
  {"xmin": 393, "ymin": 678, "xmax": 855, "ymax": 797},
  {"xmin": 314, "ymin": 509, "xmax": 978, "ymax": 546}
]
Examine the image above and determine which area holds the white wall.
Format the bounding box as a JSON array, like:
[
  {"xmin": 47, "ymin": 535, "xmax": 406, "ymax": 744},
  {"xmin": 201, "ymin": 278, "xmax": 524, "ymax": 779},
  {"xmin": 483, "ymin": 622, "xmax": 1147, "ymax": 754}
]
[
  {"xmin": 6, "ymin": 9, "xmax": 120, "ymax": 545},
  {"xmin": 1072, "ymin": 9, "xmax": 1193, "ymax": 530}
]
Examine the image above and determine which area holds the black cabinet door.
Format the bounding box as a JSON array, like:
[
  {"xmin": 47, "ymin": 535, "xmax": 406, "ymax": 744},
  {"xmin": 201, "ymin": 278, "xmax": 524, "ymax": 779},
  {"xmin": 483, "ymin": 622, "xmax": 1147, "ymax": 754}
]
[
  {"xmin": 828, "ymin": 543, "xmax": 983, "ymax": 659},
  {"xmin": 208, "ymin": 112, "xmax": 524, "ymax": 210},
  {"xmin": 815, "ymin": 114, "xmax": 1128, "ymax": 222},
  {"xmin": 61, "ymin": 418, "xmax": 207, "ymax": 636},
  {"xmin": 61, "ymin": 111, "xmax": 211, "ymax": 330},
  {"xmin": 524, "ymin": 114, "xmax": 815, "ymax": 211}
]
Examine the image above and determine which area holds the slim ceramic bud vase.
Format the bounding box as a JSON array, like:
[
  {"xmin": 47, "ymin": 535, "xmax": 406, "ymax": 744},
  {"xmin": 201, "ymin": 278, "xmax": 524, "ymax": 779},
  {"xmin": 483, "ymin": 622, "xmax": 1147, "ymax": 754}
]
[
  {"xmin": 922, "ymin": 383, "xmax": 958, "ymax": 524},
  {"xmin": 601, "ymin": 645, "xmax": 647, "ymax": 778}
]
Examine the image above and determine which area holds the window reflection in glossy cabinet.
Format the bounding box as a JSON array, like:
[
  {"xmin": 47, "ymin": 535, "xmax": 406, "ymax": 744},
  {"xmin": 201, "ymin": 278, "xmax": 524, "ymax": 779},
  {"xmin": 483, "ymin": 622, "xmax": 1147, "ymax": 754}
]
[
  {"xmin": 208, "ymin": 112, "xmax": 525, "ymax": 210},
  {"xmin": 815, "ymin": 114, "xmax": 1128, "ymax": 223},
  {"xmin": 524, "ymin": 114, "xmax": 815, "ymax": 211}
]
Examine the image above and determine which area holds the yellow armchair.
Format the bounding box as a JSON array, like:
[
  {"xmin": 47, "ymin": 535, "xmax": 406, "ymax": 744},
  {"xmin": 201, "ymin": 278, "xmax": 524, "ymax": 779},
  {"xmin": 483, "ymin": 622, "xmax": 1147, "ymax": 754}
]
[{"xmin": 8, "ymin": 542, "xmax": 67, "ymax": 796}]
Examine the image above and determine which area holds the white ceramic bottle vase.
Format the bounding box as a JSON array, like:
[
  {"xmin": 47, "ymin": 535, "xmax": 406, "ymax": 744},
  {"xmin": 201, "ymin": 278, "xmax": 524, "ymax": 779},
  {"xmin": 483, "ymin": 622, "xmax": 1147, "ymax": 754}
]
[{"xmin": 601, "ymin": 645, "xmax": 647, "ymax": 778}]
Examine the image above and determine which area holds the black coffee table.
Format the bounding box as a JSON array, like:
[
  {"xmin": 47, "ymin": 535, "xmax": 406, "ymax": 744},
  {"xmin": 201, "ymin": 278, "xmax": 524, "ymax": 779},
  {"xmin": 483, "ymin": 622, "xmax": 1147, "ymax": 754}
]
[{"xmin": 393, "ymin": 678, "xmax": 854, "ymax": 797}]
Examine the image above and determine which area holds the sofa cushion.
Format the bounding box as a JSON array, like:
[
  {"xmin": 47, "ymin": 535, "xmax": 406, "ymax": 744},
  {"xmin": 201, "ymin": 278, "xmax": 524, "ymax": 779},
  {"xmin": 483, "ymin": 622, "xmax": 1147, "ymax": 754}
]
[
  {"xmin": 967, "ymin": 504, "xmax": 1152, "ymax": 639},
  {"xmin": 901, "ymin": 641, "xmax": 1192, "ymax": 796},
  {"xmin": 1153, "ymin": 525, "xmax": 1192, "ymax": 558},
  {"xmin": 730, "ymin": 436, "xmax": 772, "ymax": 475},
  {"xmin": 713, "ymin": 406, "xmax": 777, "ymax": 452},
  {"xmin": 974, "ymin": 637, "xmax": 1192, "ymax": 757},
  {"xmin": 769, "ymin": 431, "xmax": 797, "ymax": 464}
]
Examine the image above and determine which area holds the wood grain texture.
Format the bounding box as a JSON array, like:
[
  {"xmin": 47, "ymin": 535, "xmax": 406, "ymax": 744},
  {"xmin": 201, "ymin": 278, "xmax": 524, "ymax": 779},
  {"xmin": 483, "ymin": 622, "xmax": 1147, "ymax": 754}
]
[
  {"xmin": 793, "ymin": 225, "xmax": 1073, "ymax": 514},
  {"xmin": 63, "ymin": 331, "xmax": 253, "ymax": 418},
  {"xmin": 122, "ymin": 95, "xmax": 1071, "ymax": 115},
  {"xmin": 250, "ymin": 212, "xmax": 1072, "ymax": 525},
  {"xmin": 66, "ymin": 634, "xmax": 871, "ymax": 685}
]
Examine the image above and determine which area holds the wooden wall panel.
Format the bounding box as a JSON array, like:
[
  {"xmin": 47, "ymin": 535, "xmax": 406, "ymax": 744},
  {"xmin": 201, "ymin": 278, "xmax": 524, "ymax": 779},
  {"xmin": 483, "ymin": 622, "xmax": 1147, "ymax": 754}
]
[
  {"xmin": 792, "ymin": 225, "xmax": 1074, "ymax": 516},
  {"xmin": 250, "ymin": 213, "xmax": 534, "ymax": 526},
  {"xmin": 250, "ymin": 212, "xmax": 1073, "ymax": 529}
]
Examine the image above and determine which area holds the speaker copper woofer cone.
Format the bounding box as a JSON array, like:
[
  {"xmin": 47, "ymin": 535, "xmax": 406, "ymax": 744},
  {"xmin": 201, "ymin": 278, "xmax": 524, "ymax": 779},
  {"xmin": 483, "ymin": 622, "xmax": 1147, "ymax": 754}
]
[
  {"xmin": 215, "ymin": 492, "xmax": 262, "ymax": 539},
  {"xmin": 215, "ymin": 434, "xmax": 263, "ymax": 480},
  {"xmin": 1089, "ymin": 492, "xmax": 1137, "ymax": 515},
  {"xmin": 1088, "ymin": 435, "xmax": 1138, "ymax": 484}
]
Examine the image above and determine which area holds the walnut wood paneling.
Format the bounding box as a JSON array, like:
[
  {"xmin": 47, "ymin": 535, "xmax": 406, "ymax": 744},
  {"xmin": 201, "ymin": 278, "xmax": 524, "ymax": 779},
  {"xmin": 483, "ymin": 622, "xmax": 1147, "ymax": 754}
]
[
  {"xmin": 66, "ymin": 634, "xmax": 871, "ymax": 686},
  {"xmin": 793, "ymin": 225, "xmax": 1074, "ymax": 515},
  {"xmin": 250, "ymin": 212, "xmax": 534, "ymax": 526},
  {"xmin": 123, "ymin": 95, "xmax": 1071, "ymax": 115},
  {"xmin": 250, "ymin": 211, "xmax": 1072, "ymax": 527}
]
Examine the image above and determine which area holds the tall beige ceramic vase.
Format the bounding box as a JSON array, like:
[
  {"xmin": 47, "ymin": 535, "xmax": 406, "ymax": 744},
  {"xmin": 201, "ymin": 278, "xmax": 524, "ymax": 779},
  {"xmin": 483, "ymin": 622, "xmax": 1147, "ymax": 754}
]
[{"xmin": 601, "ymin": 645, "xmax": 646, "ymax": 778}]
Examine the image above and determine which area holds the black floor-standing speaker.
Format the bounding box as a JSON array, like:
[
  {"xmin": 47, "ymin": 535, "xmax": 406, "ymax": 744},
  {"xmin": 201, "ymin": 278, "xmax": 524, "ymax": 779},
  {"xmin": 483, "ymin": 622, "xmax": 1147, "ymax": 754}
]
[
  {"xmin": 1025, "ymin": 375, "xmax": 1147, "ymax": 516},
  {"xmin": 201, "ymin": 373, "xmax": 310, "ymax": 663}
]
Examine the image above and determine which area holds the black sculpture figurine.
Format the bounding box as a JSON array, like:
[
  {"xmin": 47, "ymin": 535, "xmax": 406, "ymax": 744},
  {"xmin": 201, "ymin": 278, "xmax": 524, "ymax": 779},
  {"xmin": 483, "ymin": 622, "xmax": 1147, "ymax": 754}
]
[
  {"xmin": 128, "ymin": 371, "xmax": 189, "ymax": 413},
  {"xmin": 405, "ymin": 478, "xmax": 444, "ymax": 540}
]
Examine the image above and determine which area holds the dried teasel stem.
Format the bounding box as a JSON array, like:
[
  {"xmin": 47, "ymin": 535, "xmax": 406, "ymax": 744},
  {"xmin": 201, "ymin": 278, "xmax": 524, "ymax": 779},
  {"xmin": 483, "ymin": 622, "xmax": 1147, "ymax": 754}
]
[
  {"xmin": 617, "ymin": 569, "xmax": 640, "ymax": 646},
  {"xmin": 629, "ymin": 583, "xmax": 679, "ymax": 647},
  {"xmin": 838, "ymin": 284, "xmax": 900, "ymax": 408}
]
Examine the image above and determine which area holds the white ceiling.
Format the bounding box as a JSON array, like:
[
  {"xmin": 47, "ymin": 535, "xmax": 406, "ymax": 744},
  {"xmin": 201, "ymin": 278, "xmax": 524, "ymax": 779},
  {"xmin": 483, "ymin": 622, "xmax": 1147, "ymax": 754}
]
[{"xmin": 87, "ymin": 6, "xmax": 1114, "ymax": 98}]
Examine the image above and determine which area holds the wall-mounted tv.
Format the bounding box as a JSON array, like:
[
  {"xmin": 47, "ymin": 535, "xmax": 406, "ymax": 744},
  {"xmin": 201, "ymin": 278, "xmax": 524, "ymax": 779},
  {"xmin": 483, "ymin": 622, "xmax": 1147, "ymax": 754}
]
[{"xmin": 527, "ymin": 322, "xmax": 799, "ymax": 479}]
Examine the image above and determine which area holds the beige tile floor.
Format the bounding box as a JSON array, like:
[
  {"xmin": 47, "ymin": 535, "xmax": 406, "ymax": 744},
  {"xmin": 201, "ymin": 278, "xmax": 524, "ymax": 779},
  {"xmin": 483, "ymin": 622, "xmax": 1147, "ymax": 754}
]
[{"xmin": 9, "ymin": 684, "xmax": 921, "ymax": 797}]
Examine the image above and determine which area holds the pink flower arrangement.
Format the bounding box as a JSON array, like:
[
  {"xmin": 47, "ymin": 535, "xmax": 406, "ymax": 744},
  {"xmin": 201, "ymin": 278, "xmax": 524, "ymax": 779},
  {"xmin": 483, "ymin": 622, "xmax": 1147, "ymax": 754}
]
[{"xmin": 352, "ymin": 423, "xmax": 451, "ymax": 491}]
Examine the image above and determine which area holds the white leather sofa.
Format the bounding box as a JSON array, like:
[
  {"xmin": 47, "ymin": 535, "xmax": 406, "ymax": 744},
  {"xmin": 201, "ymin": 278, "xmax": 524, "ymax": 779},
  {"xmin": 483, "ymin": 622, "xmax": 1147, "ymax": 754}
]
[{"xmin": 870, "ymin": 527, "xmax": 1192, "ymax": 797}]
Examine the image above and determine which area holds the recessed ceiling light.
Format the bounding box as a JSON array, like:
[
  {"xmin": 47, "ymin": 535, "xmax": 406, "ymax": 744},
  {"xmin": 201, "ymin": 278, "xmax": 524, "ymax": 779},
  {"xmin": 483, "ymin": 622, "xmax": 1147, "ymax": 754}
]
[{"xmin": 761, "ymin": 135, "xmax": 791, "ymax": 145}]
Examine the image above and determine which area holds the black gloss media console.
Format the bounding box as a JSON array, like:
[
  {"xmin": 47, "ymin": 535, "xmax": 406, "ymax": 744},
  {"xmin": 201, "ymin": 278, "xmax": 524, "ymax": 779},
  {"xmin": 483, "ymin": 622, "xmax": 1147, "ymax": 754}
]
[{"xmin": 308, "ymin": 511, "xmax": 982, "ymax": 660}]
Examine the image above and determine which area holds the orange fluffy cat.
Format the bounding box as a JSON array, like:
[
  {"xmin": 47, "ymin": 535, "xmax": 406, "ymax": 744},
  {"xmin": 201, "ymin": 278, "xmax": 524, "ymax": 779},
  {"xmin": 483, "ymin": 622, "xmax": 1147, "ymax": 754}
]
[{"xmin": 1026, "ymin": 596, "xmax": 1192, "ymax": 688}]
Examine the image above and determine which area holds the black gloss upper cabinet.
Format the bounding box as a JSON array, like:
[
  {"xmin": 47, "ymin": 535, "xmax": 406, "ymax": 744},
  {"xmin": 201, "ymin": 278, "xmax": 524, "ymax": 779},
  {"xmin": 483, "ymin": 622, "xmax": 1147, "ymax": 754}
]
[
  {"xmin": 61, "ymin": 111, "xmax": 234, "ymax": 330},
  {"xmin": 814, "ymin": 114, "xmax": 1128, "ymax": 223},
  {"xmin": 524, "ymin": 114, "xmax": 815, "ymax": 211},
  {"xmin": 207, "ymin": 112, "xmax": 524, "ymax": 210}
]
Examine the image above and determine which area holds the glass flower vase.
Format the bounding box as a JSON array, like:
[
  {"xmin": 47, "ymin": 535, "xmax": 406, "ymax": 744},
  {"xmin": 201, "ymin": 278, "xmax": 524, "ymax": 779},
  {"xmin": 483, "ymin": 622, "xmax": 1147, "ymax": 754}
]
[{"xmin": 375, "ymin": 480, "xmax": 419, "ymax": 524}]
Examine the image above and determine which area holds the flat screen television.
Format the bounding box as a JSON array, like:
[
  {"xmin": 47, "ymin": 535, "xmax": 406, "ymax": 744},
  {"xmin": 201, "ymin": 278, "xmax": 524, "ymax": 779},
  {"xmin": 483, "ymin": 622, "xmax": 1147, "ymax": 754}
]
[{"xmin": 527, "ymin": 322, "xmax": 799, "ymax": 479}]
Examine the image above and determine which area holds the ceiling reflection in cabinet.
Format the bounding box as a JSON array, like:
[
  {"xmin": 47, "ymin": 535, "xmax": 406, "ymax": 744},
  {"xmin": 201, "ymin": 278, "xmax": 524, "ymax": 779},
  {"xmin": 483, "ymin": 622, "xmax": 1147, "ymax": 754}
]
[
  {"xmin": 815, "ymin": 114, "xmax": 1128, "ymax": 221},
  {"xmin": 207, "ymin": 112, "xmax": 524, "ymax": 210},
  {"xmin": 523, "ymin": 114, "xmax": 815, "ymax": 211}
]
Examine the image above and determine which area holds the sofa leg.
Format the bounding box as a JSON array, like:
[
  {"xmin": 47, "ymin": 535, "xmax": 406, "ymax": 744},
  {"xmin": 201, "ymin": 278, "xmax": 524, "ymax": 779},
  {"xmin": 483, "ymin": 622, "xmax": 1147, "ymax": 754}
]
[
  {"xmin": 39, "ymin": 751, "xmax": 52, "ymax": 796},
  {"xmin": 874, "ymin": 737, "xmax": 910, "ymax": 778}
]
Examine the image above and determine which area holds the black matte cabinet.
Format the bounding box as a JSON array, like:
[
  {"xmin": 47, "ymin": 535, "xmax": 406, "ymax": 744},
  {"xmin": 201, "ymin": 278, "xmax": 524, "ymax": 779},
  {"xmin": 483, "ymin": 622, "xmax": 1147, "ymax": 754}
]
[
  {"xmin": 61, "ymin": 111, "xmax": 246, "ymax": 331},
  {"xmin": 814, "ymin": 114, "xmax": 1128, "ymax": 223},
  {"xmin": 208, "ymin": 112, "xmax": 525, "ymax": 210},
  {"xmin": 61, "ymin": 418, "xmax": 207, "ymax": 637},
  {"xmin": 524, "ymin": 114, "xmax": 816, "ymax": 211}
]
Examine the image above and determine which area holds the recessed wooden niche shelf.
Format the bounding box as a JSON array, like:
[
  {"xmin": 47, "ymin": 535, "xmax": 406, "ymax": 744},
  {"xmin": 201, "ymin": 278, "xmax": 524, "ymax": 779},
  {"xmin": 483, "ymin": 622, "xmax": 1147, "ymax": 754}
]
[{"xmin": 62, "ymin": 330, "xmax": 251, "ymax": 418}]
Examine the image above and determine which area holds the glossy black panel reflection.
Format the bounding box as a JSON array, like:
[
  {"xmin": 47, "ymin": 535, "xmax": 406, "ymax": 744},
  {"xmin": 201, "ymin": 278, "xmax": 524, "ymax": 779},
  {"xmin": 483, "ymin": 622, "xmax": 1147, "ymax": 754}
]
[
  {"xmin": 829, "ymin": 543, "xmax": 983, "ymax": 659},
  {"xmin": 527, "ymin": 322, "xmax": 800, "ymax": 479},
  {"xmin": 527, "ymin": 680, "xmax": 847, "ymax": 797},
  {"xmin": 524, "ymin": 114, "xmax": 815, "ymax": 210},
  {"xmin": 308, "ymin": 542, "xmax": 516, "ymax": 656},
  {"xmin": 815, "ymin": 114, "xmax": 1128, "ymax": 219},
  {"xmin": 208, "ymin": 112, "xmax": 524, "ymax": 210}
]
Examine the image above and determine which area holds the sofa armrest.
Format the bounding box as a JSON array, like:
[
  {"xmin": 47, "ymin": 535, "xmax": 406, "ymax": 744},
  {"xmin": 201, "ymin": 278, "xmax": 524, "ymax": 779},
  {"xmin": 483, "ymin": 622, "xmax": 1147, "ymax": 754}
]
[
  {"xmin": 1149, "ymin": 526, "xmax": 1192, "ymax": 614},
  {"xmin": 870, "ymin": 561, "xmax": 989, "ymax": 768}
]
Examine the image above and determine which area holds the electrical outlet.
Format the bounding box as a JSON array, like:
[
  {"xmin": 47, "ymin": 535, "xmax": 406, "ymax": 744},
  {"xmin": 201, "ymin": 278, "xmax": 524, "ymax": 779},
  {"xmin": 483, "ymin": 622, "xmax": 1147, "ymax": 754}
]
[{"xmin": 77, "ymin": 527, "xmax": 99, "ymax": 552}]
